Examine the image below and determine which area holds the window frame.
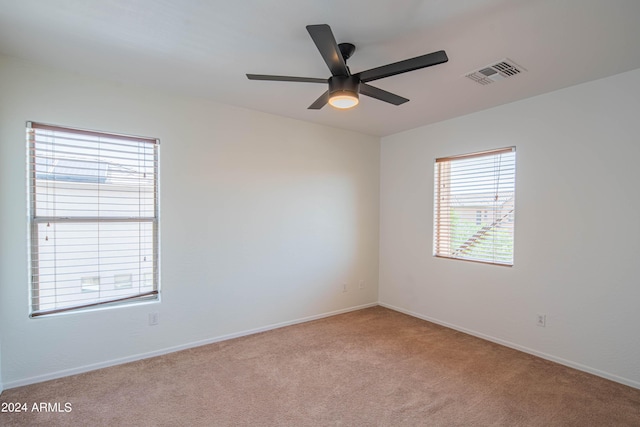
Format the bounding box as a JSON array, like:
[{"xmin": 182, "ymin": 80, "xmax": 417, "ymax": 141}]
[
  {"xmin": 27, "ymin": 122, "xmax": 160, "ymax": 317},
  {"xmin": 433, "ymin": 147, "xmax": 516, "ymax": 266}
]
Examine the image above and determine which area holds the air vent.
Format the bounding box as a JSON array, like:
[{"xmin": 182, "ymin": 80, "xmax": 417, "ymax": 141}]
[{"xmin": 465, "ymin": 59, "xmax": 525, "ymax": 85}]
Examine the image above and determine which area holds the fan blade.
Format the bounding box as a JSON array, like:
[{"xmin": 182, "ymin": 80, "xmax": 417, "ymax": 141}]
[
  {"xmin": 308, "ymin": 91, "xmax": 329, "ymax": 109},
  {"xmin": 306, "ymin": 24, "xmax": 349, "ymax": 77},
  {"xmin": 355, "ymin": 50, "xmax": 448, "ymax": 83},
  {"xmin": 359, "ymin": 83, "xmax": 409, "ymax": 105},
  {"xmin": 246, "ymin": 74, "xmax": 327, "ymax": 83}
]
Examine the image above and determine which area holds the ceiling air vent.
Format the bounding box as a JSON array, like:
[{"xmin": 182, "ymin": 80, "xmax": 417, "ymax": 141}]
[{"xmin": 465, "ymin": 59, "xmax": 525, "ymax": 86}]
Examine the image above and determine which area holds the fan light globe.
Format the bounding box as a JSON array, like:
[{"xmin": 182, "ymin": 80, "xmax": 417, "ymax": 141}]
[{"xmin": 329, "ymin": 91, "xmax": 359, "ymax": 109}]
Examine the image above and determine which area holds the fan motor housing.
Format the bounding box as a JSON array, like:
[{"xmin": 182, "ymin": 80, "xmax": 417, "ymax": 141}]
[{"xmin": 328, "ymin": 75, "xmax": 360, "ymax": 98}]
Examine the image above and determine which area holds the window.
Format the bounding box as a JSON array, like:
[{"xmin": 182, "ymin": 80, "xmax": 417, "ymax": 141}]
[
  {"xmin": 433, "ymin": 147, "xmax": 515, "ymax": 266},
  {"xmin": 81, "ymin": 276, "xmax": 100, "ymax": 293},
  {"xmin": 27, "ymin": 122, "xmax": 159, "ymax": 316},
  {"xmin": 114, "ymin": 274, "xmax": 133, "ymax": 290}
]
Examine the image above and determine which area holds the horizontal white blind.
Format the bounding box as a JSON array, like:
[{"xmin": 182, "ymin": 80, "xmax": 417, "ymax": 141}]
[
  {"xmin": 433, "ymin": 147, "xmax": 515, "ymax": 266},
  {"xmin": 27, "ymin": 122, "xmax": 159, "ymax": 316}
]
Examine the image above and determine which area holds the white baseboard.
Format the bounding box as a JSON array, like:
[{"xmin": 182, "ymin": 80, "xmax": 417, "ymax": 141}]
[
  {"xmin": 3, "ymin": 302, "xmax": 377, "ymax": 390},
  {"xmin": 379, "ymin": 302, "xmax": 640, "ymax": 390},
  {"xmin": 9, "ymin": 300, "xmax": 636, "ymax": 392}
]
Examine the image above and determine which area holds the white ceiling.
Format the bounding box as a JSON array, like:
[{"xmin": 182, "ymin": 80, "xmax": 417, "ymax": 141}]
[{"xmin": 1, "ymin": 0, "xmax": 639, "ymax": 137}]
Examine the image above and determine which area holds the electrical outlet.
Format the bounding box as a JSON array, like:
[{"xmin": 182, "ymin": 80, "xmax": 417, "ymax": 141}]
[
  {"xmin": 536, "ymin": 313, "xmax": 546, "ymax": 327},
  {"xmin": 149, "ymin": 312, "xmax": 159, "ymax": 326},
  {"xmin": 342, "ymin": 283, "xmax": 348, "ymax": 293}
]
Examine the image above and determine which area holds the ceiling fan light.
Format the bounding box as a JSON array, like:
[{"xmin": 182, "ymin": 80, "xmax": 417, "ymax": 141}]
[{"xmin": 329, "ymin": 90, "xmax": 359, "ymax": 109}]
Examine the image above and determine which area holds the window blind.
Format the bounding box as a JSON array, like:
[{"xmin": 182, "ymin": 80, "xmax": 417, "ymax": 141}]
[
  {"xmin": 433, "ymin": 147, "xmax": 516, "ymax": 266},
  {"xmin": 27, "ymin": 122, "xmax": 159, "ymax": 316}
]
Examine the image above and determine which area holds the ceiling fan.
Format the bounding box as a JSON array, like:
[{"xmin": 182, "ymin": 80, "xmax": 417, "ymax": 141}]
[{"xmin": 247, "ymin": 24, "xmax": 448, "ymax": 110}]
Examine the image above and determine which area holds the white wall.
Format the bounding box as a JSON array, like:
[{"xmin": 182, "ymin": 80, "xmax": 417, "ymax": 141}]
[
  {"xmin": 379, "ymin": 68, "xmax": 640, "ymax": 388},
  {"xmin": 0, "ymin": 55, "xmax": 379, "ymax": 388}
]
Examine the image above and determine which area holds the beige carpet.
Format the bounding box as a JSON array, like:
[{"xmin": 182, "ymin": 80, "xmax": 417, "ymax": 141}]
[{"xmin": 1, "ymin": 306, "xmax": 639, "ymax": 426}]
